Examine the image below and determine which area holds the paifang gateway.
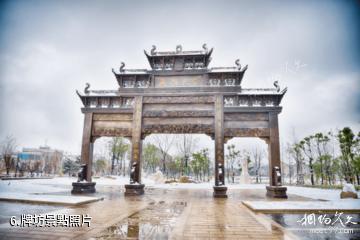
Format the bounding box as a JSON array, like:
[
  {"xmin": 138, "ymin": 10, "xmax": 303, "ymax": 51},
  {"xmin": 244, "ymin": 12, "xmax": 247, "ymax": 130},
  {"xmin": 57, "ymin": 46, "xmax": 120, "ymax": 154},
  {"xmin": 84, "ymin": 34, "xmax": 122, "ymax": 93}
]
[{"xmin": 73, "ymin": 44, "xmax": 288, "ymax": 198}]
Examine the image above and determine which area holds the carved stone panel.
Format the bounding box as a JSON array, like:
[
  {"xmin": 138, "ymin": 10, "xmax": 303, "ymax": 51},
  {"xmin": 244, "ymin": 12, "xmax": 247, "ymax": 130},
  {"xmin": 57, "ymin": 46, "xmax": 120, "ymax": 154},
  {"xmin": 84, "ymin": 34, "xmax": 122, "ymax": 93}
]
[
  {"xmin": 93, "ymin": 113, "xmax": 132, "ymax": 121},
  {"xmin": 155, "ymin": 75, "xmax": 207, "ymax": 87},
  {"xmin": 143, "ymin": 96, "xmax": 215, "ymax": 104},
  {"xmin": 224, "ymin": 128, "xmax": 270, "ymax": 138},
  {"xmin": 143, "ymin": 103, "xmax": 213, "ymax": 112},
  {"xmin": 143, "ymin": 124, "xmax": 214, "ymax": 135},
  {"xmin": 143, "ymin": 117, "xmax": 213, "ymax": 126},
  {"xmin": 142, "ymin": 110, "xmax": 213, "ymax": 118},
  {"xmin": 92, "ymin": 121, "xmax": 132, "ymax": 137},
  {"xmin": 224, "ymin": 113, "xmax": 269, "ymax": 121},
  {"xmin": 224, "ymin": 121, "xmax": 268, "ymax": 129}
]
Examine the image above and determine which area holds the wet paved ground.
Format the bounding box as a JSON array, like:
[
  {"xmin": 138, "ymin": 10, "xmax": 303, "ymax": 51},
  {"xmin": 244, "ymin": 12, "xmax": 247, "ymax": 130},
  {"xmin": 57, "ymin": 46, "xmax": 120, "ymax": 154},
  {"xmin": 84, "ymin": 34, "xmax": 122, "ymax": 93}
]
[
  {"xmin": 1, "ymin": 185, "xmax": 358, "ymax": 239},
  {"xmin": 0, "ymin": 185, "xmax": 305, "ymax": 239}
]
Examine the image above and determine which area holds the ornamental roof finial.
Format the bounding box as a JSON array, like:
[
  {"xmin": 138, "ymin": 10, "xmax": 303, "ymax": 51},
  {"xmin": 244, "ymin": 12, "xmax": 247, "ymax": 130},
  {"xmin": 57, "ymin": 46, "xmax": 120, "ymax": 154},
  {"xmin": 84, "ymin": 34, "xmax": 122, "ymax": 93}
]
[
  {"xmin": 176, "ymin": 44, "xmax": 182, "ymax": 53},
  {"xmin": 120, "ymin": 62, "xmax": 125, "ymax": 72},
  {"xmin": 273, "ymin": 81, "xmax": 280, "ymax": 92},
  {"xmin": 84, "ymin": 83, "xmax": 90, "ymax": 94},
  {"xmin": 151, "ymin": 45, "xmax": 156, "ymax": 55},
  {"xmin": 202, "ymin": 43, "xmax": 208, "ymax": 53},
  {"xmin": 235, "ymin": 59, "xmax": 241, "ymax": 70}
]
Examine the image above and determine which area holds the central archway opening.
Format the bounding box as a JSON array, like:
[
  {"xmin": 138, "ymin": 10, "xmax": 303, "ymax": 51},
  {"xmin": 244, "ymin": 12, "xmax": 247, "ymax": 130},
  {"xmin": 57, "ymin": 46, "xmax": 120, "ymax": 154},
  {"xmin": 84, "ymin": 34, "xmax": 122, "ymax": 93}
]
[
  {"xmin": 142, "ymin": 134, "xmax": 214, "ymax": 185},
  {"xmin": 224, "ymin": 137, "xmax": 269, "ymax": 186}
]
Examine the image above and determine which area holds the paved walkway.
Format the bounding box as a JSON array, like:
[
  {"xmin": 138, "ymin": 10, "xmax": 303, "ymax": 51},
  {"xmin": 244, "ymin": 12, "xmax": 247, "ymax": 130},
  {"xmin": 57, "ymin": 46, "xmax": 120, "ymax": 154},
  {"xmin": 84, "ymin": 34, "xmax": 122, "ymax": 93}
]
[{"xmin": 0, "ymin": 186, "xmax": 305, "ymax": 239}]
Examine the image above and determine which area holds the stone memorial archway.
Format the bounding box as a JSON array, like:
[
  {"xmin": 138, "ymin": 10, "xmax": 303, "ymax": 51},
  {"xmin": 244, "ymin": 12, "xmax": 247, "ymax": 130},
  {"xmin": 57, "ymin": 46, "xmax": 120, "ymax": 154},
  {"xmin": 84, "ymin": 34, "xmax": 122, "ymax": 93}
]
[{"xmin": 73, "ymin": 45, "xmax": 288, "ymax": 198}]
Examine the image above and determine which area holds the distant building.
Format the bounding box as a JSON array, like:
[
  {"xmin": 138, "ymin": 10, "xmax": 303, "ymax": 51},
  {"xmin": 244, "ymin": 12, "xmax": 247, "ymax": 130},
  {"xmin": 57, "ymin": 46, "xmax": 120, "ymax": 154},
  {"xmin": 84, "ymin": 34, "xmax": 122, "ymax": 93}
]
[{"xmin": 17, "ymin": 146, "xmax": 63, "ymax": 175}]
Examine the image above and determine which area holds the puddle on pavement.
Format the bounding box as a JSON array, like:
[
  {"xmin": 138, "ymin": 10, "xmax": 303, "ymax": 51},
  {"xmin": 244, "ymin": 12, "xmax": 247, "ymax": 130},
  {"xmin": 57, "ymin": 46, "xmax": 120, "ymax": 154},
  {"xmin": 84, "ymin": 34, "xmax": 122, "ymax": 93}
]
[
  {"xmin": 269, "ymin": 213, "xmax": 360, "ymax": 240},
  {"xmin": 96, "ymin": 201, "xmax": 187, "ymax": 239}
]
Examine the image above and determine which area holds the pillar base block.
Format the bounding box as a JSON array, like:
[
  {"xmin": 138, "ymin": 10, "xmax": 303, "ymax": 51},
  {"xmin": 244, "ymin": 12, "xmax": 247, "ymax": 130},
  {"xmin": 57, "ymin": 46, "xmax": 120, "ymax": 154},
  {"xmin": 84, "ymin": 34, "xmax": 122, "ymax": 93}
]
[
  {"xmin": 266, "ymin": 186, "xmax": 287, "ymax": 198},
  {"xmin": 213, "ymin": 186, "xmax": 228, "ymax": 198},
  {"xmin": 125, "ymin": 184, "xmax": 145, "ymax": 196},
  {"xmin": 71, "ymin": 182, "xmax": 96, "ymax": 194}
]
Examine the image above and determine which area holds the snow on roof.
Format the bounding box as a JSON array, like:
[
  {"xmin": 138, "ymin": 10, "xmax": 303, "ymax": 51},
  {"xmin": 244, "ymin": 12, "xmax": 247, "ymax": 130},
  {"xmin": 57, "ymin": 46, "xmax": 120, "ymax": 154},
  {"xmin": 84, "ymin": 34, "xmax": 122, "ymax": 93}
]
[
  {"xmin": 115, "ymin": 69, "xmax": 149, "ymax": 75},
  {"xmin": 239, "ymin": 88, "xmax": 282, "ymax": 95},
  {"xmin": 209, "ymin": 67, "xmax": 240, "ymax": 73}
]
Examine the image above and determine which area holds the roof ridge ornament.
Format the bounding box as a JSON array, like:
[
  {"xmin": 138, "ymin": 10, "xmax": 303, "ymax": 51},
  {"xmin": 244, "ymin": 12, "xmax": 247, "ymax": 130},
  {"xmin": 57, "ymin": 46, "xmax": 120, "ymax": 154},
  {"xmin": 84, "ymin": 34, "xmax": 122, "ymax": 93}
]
[
  {"xmin": 176, "ymin": 44, "xmax": 182, "ymax": 53},
  {"xmin": 151, "ymin": 45, "xmax": 156, "ymax": 55},
  {"xmin": 202, "ymin": 43, "xmax": 208, "ymax": 53},
  {"xmin": 273, "ymin": 81, "xmax": 280, "ymax": 92},
  {"xmin": 235, "ymin": 59, "xmax": 241, "ymax": 70},
  {"xmin": 84, "ymin": 83, "xmax": 90, "ymax": 94},
  {"xmin": 120, "ymin": 62, "xmax": 125, "ymax": 72}
]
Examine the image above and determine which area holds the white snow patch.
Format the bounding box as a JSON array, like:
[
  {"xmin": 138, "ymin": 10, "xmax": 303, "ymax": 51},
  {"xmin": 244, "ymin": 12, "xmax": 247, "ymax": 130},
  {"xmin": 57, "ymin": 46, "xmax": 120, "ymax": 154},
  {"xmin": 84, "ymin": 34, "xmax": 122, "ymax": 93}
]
[
  {"xmin": 243, "ymin": 200, "xmax": 360, "ymax": 211},
  {"xmin": 286, "ymin": 186, "xmax": 360, "ymax": 201}
]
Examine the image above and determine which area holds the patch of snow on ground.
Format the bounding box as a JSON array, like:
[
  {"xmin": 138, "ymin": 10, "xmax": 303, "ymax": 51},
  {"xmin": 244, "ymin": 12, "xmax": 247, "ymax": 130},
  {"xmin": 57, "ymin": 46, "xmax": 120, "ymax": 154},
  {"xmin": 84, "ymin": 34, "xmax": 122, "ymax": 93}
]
[
  {"xmin": 286, "ymin": 186, "xmax": 360, "ymax": 201},
  {"xmin": 243, "ymin": 200, "xmax": 360, "ymax": 211},
  {"xmin": 2, "ymin": 177, "xmax": 359, "ymax": 202}
]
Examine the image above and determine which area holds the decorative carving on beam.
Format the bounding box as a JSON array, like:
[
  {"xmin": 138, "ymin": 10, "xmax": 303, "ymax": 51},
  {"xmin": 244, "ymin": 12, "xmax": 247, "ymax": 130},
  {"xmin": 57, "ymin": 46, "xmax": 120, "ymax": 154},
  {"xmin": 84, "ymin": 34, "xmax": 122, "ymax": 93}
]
[
  {"xmin": 142, "ymin": 110, "xmax": 213, "ymax": 118},
  {"xmin": 209, "ymin": 78, "xmax": 221, "ymax": 86},
  {"xmin": 143, "ymin": 96, "xmax": 215, "ymax": 104},
  {"xmin": 143, "ymin": 124, "xmax": 214, "ymax": 135},
  {"xmin": 92, "ymin": 127, "xmax": 132, "ymax": 137},
  {"xmin": 208, "ymin": 73, "xmax": 241, "ymax": 87},
  {"xmin": 224, "ymin": 95, "xmax": 282, "ymax": 107},
  {"xmin": 224, "ymin": 128, "xmax": 270, "ymax": 138},
  {"xmin": 123, "ymin": 97, "xmax": 134, "ymax": 108},
  {"xmin": 93, "ymin": 114, "xmax": 132, "ymax": 121},
  {"xmin": 123, "ymin": 79, "xmax": 135, "ymax": 88},
  {"xmin": 82, "ymin": 96, "xmax": 134, "ymax": 109},
  {"xmin": 224, "ymin": 96, "xmax": 235, "ymax": 107}
]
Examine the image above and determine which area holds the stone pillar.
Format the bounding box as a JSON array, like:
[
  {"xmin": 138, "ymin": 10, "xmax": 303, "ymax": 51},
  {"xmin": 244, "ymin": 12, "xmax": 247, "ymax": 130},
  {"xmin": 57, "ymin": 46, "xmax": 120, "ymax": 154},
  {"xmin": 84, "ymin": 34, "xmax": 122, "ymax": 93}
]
[
  {"xmin": 125, "ymin": 96, "xmax": 145, "ymax": 196},
  {"xmin": 213, "ymin": 95, "xmax": 227, "ymax": 198},
  {"xmin": 266, "ymin": 112, "xmax": 287, "ymax": 198},
  {"xmin": 72, "ymin": 112, "xmax": 96, "ymax": 194}
]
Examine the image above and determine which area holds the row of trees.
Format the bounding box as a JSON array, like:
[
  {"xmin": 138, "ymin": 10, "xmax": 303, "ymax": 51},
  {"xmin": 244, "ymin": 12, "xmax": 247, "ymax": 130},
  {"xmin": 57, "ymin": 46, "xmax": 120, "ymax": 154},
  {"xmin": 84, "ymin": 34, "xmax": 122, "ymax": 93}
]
[
  {"xmin": 287, "ymin": 127, "xmax": 360, "ymax": 186},
  {"xmin": 141, "ymin": 135, "xmax": 211, "ymax": 180},
  {"xmin": 3, "ymin": 127, "xmax": 358, "ymax": 187},
  {"xmin": 106, "ymin": 135, "xmax": 213, "ymax": 181}
]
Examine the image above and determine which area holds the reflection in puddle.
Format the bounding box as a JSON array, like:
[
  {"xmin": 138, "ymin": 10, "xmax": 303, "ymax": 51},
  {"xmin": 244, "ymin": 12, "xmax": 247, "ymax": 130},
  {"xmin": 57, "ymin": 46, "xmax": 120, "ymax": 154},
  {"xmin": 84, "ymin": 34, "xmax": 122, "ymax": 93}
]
[
  {"xmin": 97, "ymin": 201, "xmax": 187, "ymax": 239},
  {"xmin": 269, "ymin": 213, "xmax": 360, "ymax": 240}
]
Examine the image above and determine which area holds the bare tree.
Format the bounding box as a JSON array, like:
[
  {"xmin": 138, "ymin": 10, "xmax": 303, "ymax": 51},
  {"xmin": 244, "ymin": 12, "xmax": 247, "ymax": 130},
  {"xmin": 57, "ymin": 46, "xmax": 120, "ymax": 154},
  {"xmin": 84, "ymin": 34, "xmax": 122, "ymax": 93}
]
[
  {"xmin": 1, "ymin": 135, "xmax": 17, "ymax": 176},
  {"xmin": 288, "ymin": 128, "xmax": 304, "ymax": 185},
  {"xmin": 176, "ymin": 134, "xmax": 198, "ymax": 175},
  {"xmin": 225, "ymin": 144, "xmax": 240, "ymax": 183},
  {"xmin": 287, "ymin": 142, "xmax": 304, "ymax": 185},
  {"xmin": 152, "ymin": 134, "xmax": 176, "ymax": 176},
  {"xmin": 251, "ymin": 146, "xmax": 265, "ymax": 183}
]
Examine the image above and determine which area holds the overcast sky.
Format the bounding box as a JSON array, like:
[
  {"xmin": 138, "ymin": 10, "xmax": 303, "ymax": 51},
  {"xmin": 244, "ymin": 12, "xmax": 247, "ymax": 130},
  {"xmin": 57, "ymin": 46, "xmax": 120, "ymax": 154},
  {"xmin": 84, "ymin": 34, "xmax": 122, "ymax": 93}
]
[{"xmin": 0, "ymin": 0, "xmax": 359, "ymax": 155}]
